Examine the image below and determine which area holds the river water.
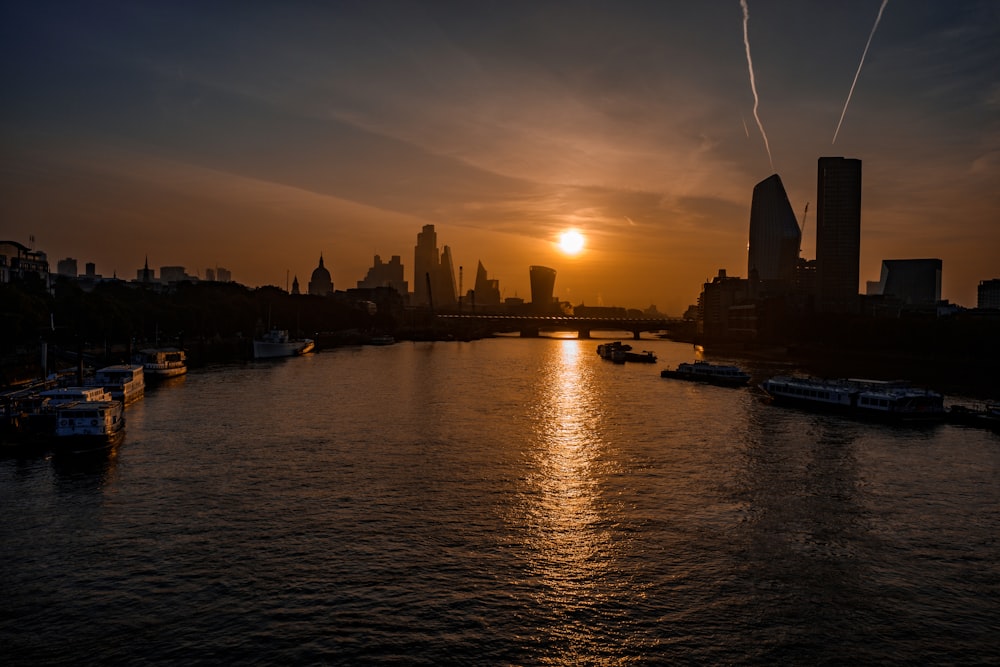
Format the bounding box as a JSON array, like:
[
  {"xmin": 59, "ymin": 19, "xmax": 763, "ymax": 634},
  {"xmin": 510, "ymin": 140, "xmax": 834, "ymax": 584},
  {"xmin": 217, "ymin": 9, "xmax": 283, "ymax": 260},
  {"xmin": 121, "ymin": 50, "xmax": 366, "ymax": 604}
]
[{"xmin": 2, "ymin": 336, "xmax": 998, "ymax": 665}]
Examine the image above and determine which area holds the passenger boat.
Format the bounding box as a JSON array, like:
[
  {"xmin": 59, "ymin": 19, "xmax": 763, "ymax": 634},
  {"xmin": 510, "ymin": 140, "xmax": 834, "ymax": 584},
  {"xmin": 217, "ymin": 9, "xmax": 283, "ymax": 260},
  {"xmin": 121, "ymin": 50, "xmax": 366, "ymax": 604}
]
[
  {"xmin": 370, "ymin": 335, "xmax": 396, "ymax": 346},
  {"xmin": 660, "ymin": 361, "xmax": 751, "ymax": 387},
  {"xmin": 624, "ymin": 350, "xmax": 657, "ymax": 363},
  {"xmin": 253, "ymin": 329, "xmax": 316, "ymax": 359},
  {"xmin": 759, "ymin": 376, "xmax": 945, "ymax": 420},
  {"xmin": 138, "ymin": 348, "xmax": 188, "ymax": 379},
  {"xmin": 597, "ymin": 341, "xmax": 631, "ymax": 364},
  {"xmin": 87, "ymin": 364, "xmax": 145, "ymax": 405},
  {"xmin": 53, "ymin": 400, "xmax": 126, "ymax": 453}
]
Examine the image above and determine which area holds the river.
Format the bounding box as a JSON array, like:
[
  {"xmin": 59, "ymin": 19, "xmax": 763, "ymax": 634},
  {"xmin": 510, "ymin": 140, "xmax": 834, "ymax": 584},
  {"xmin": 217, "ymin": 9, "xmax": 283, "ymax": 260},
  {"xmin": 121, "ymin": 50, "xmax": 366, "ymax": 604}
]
[{"xmin": 2, "ymin": 335, "xmax": 998, "ymax": 665}]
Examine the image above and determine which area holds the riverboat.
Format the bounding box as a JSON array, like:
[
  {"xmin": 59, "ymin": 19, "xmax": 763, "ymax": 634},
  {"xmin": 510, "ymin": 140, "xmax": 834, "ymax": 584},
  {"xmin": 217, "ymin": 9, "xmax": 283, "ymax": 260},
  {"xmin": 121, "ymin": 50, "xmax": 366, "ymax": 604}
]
[
  {"xmin": 597, "ymin": 341, "xmax": 630, "ymax": 364},
  {"xmin": 948, "ymin": 403, "xmax": 1000, "ymax": 430},
  {"xmin": 759, "ymin": 376, "xmax": 945, "ymax": 420},
  {"xmin": 139, "ymin": 348, "xmax": 188, "ymax": 379},
  {"xmin": 660, "ymin": 361, "xmax": 751, "ymax": 387},
  {"xmin": 624, "ymin": 350, "xmax": 657, "ymax": 363},
  {"xmin": 87, "ymin": 364, "xmax": 145, "ymax": 405},
  {"xmin": 253, "ymin": 329, "xmax": 315, "ymax": 359},
  {"xmin": 53, "ymin": 400, "xmax": 126, "ymax": 453}
]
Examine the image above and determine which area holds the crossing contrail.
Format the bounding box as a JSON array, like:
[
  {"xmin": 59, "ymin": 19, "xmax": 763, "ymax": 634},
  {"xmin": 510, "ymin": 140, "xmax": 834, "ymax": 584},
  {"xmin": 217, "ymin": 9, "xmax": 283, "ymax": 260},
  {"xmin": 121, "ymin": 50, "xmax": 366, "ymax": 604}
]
[
  {"xmin": 833, "ymin": 0, "xmax": 889, "ymax": 144},
  {"xmin": 740, "ymin": 0, "xmax": 774, "ymax": 171}
]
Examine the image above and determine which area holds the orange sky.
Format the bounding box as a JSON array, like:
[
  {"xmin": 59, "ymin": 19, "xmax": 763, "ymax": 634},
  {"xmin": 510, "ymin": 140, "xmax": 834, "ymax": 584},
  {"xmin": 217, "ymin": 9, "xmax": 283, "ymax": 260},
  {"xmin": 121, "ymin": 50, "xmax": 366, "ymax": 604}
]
[{"xmin": 3, "ymin": 2, "xmax": 998, "ymax": 313}]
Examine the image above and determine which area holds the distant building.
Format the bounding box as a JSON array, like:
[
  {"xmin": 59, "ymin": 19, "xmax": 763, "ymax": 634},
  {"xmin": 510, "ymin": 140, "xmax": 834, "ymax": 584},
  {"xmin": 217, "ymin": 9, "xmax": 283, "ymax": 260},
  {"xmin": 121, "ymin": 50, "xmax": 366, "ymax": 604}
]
[
  {"xmin": 697, "ymin": 269, "xmax": 752, "ymax": 339},
  {"xmin": 529, "ymin": 265, "xmax": 557, "ymax": 313},
  {"xmin": 57, "ymin": 257, "xmax": 78, "ymax": 278},
  {"xmin": 412, "ymin": 225, "xmax": 457, "ymax": 308},
  {"xmin": 308, "ymin": 255, "xmax": 333, "ymax": 296},
  {"xmin": 85, "ymin": 262, "xmax": 97, "ymax": 278},
  {"xmin": 136, "ymin": 257, "xmax": 155, "ymax": 283},
  {"xmin": 471, "ymin": 260, "xmax": 501, "ymax": 307},
  {"xmin": 815, "ymin": 157, "xmax": 862, "ymax": 313},
  {"xmin": 979, "ymin": 278, "xmax": 1000, "ymax": 310},
  {"xmin": 291, "ymin": 275, "xmax": 300, "ymax": 295},
  {"xmin": 160, "ymin": 266, "xmax": 193, "ymax": 283},
  {"xmin": 358, "ymin": 254, "xmax": 408, "ymax": 297},
  {"xmin": 0, "ymin": 240, "xmax": 49, "ymax": 284},
  {"xmin": 871, "ymin": 259, "xmax": 942, "ymax": 305},
  {"xmin": 748, "ymin": 174, "xmax": 801, "ymax": 286},
  {"xmin": 216, "ymin": 267, "xmax": 231, "ymax": 283}
]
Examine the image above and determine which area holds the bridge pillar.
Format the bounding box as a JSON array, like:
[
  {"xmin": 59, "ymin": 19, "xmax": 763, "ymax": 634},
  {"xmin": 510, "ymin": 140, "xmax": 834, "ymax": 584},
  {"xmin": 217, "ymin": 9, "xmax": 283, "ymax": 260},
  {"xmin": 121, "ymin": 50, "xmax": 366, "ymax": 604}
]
[
  {"xmin": 578, "ymin": 329, "xmax": 591, "ymax": 339},
  {"xmin": 632, "ymin": 330, "xmax": 642, "ymax": 340}
]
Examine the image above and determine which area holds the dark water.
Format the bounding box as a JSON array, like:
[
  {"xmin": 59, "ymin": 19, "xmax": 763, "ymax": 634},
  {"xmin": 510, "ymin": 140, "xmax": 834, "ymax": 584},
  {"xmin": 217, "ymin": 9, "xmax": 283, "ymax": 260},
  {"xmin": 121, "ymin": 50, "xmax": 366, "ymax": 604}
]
[{"xmin": 2, "ymin": 336, "xmax": 998, "ymax": 665}]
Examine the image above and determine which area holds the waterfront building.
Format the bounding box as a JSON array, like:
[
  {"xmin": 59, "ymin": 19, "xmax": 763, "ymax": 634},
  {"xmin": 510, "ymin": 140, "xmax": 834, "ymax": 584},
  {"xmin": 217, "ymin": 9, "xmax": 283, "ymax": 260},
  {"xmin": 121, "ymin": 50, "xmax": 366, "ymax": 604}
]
[
  {"xmin": 697, "ymin": 269, "xmax": 752, "ymax": 339},
  {"xmin": 529, "ymin": 265, "xmax": 557, "ymax": 313},
  {"xmin": 871, "ymin": 259, "xmax": 942, "ymax": 305},
  {"xmin": 358, "ymin": 254, "xmax": 408, "ymax": 297},
  {"xmin": 979, "ymin": 278, "xmax": 1000, "ymax": 310},
  {"xmin": 412, "ymin": 225, "xmax": 457, "ymax": 308},
  {"xmin": 748, "ymin": 174, "xmax": 801, "ymax": 286},
  {"xmin": 0, "ymin": 240, "xmax": 49, "ymax": 285},
  {"xmin": 815, "ymin": 157, "xmax": 862, "ymax": 313},
  {"xmin": 308, "ymin": 254, "xmax": 333, "ymax": 296}
]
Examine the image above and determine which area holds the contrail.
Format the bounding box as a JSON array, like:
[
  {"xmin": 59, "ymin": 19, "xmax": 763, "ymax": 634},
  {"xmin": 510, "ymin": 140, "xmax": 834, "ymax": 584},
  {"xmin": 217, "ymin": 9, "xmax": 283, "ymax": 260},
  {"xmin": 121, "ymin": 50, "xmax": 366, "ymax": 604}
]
[
  {"xmin": 740, "ymin": 0, "xmax": 774, "ymax": 171},
  {"xmin": 741, "ymin": 115, "xmax": 750, "ymax": 138},
  {"xmin": 833, "ymin": 0, "xmax": 889, "ymax": 144}
]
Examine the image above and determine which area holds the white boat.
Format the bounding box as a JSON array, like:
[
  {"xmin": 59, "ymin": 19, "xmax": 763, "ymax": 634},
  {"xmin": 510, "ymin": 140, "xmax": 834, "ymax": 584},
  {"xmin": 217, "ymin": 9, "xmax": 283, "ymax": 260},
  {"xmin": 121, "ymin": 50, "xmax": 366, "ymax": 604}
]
[
  {"xmin": 760, "ymin": 376, "xmax": 945, "ymax": 420},
  {"xmin": 138, "ymin": 348, "xmax": 188, "ymax": 379},
  {"xmin": 87, "ymin": 364, "xmax": 145, "ymax": 405},
  {"xmin": 40, "ymin": 386, "xmax": 113, "ymax": 405},
  {"xmin": 53, "ymin": 400, "xmax": 126, "ymax": 453},
  {"xmin": 253, "ymin": 329, "xmax": 315, "ymax": 359},
  {"xmin": 660, "ymin": 361, "xmax": 750, "ymax": 387}
]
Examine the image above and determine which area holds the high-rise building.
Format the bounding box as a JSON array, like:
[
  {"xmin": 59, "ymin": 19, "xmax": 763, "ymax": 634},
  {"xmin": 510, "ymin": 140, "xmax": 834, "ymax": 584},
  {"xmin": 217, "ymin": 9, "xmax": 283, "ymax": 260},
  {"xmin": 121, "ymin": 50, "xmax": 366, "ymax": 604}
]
[
  {"xmin": 357, "ymin": 254, "xmax": 408, "ymax": 296},
  {"xmin": 57, "ymin": 257, "xmax": 78, "ymax": 277},
  {"xmin": 873, "ymin": 259, "xmax": 942, "ymax": 305},
  {"xmin": 815, "ymin": 157, "xmax": 862, "ymax": 313},
  {"xmin": 529, "ymin": 265, "xmax": 557, "ymax": 313},
  {"xmin": 472, "ymin": 261, "xmax": 501, "ymax": 307},
  {"xmin": 978, "ymin": 278, "xmax": 1000, "ymax": 310},
  {"xmin": 412, "ymin": 225, "xmax": 456, "ymax": 308},
  {"xmin": 748, "ymin": 174, "xmax": 801, "ymax": 285}
]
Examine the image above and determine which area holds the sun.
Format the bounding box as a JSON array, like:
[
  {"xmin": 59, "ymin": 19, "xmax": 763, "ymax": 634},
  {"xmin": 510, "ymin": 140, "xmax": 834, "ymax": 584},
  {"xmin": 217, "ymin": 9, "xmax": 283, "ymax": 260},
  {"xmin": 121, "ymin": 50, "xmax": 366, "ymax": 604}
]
[{"xmin": 558, "ymin": 229, "xmax": 585, "ymax": 255}]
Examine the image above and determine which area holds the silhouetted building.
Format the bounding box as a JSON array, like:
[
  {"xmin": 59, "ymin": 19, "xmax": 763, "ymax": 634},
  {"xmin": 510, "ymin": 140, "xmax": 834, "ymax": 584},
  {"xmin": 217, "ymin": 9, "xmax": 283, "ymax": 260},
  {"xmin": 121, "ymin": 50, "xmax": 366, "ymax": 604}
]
[
  {"xmin": 308, "ymin": 254, "xmax": 333, "ymax": 296},
  {"xmin": 205, "ymin": 268, "xmax": 216, "ymax": 282},
  {"xmin": 57, "ymin": 257, "xmax": 78, "ymax": 278},
  {"xmin": 529, "ymin": 265, "xmax": 557, "ymax": 313},
  {"xmin": 291, "ymin": 275, "xmax": 300, "ymax": 295},
  {"xmin": 697, "ymin": 269, "xmax": 752, "ymax": 339},
  {"xmin": 979, "ymin": 278, "xmax": 1000, "ymax": 310},
  {"xmin": 0, "ymin": 240, "xmax": 49, "ymax": 284},
  {"xmin": 871, "ymin": 259, "xmax": 942, "ymax": 305},
  {"xmin": 358, "ymin": 254, "xmax": 408, "ymax": 297},
  {"xmin": 160, "ymin": 266, "xmax": 193, "ymax": 283},
  {"xmin": 472, "ymin": 260, "xmax": 501, "ymax": 307},
  {"xmin": 412, "ymin": 225, "xmax": 457, "ymax": 308},
  {"xmin": 816, "ymin": 157, "xmax": 862, "ymax": 314},
  {"xmin": 85, "ymin": 262, "xmax": 96, "ymax": 277},
  {"xmin": 748, "ymin": 174, "xmax": 801, "ymax": 287},
  {"xmin": 136, "ymin": 256, "xmax": 155, "ymax": 283},
  {"xmin": 216, "ymin": 267, "xmax": 231, "ymax": 282}
]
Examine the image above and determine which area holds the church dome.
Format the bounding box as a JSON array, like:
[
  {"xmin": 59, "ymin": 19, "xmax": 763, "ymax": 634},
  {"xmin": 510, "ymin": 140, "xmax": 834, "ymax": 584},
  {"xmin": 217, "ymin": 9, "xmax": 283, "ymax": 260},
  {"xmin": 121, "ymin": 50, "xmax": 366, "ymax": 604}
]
[{"xmin": 308, "ymin": 254, "xmax": 333, "ymax": 295}]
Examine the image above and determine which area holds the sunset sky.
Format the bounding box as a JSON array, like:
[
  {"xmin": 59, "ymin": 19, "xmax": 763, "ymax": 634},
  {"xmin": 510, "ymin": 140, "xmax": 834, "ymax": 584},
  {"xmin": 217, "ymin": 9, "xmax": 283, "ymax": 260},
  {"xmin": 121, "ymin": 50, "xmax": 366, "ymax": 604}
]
[{"xmin": 3, "ymin": 1, "xmax": 998, "ymax": 313}]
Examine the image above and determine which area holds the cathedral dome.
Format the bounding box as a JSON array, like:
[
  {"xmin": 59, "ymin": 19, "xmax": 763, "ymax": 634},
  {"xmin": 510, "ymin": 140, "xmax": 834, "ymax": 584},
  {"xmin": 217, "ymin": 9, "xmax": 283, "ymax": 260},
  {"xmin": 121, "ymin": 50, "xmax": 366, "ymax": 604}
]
[{"xmin": 308, "ymin": 254, "xmax": 333, "ymax": 295}]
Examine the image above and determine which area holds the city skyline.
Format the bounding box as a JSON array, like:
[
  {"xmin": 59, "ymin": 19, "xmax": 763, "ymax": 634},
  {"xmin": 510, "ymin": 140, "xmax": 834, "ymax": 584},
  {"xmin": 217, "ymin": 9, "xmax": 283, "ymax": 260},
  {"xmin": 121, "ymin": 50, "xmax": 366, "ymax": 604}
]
[{"xmin": 3, "ymin": 2, "xmax": 998, "ymax": 312}]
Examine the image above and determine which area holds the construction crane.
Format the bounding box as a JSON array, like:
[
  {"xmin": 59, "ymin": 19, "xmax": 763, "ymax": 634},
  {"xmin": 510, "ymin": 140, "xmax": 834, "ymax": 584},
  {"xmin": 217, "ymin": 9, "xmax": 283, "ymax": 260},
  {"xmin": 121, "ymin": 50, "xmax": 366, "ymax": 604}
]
[{"xmin": 799, "ymin": 202, "xmax": 809, "ymax": 253}]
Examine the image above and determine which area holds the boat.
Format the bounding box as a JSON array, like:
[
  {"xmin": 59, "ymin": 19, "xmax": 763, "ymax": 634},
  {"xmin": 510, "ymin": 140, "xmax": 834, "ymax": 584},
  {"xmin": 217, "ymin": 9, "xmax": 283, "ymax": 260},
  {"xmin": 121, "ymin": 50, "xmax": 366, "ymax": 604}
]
[
  {"xmin": 87, "ymin": 364, "xmax": 145, "ymax": 406},
  {"xmin": 253, "ymin": 329, "xmax": 315, "ymax": 359},
  {"xmin": 370, "ymin": 335, "xmax": 395, "ymax": 345},
  {"xmin": 52, "ymin": 400, "xmax": 126, "ymax": 453},
  {"xmin": 138, "ymin": 348, "xmax": 188, "ymax": 379},
  {"xmin": 759, "ymin": 376, "xmax": 946, "ymax": 420},
  {"xmin": 948, "ymin": 403, "xmax": 1000, "ymax": 430},
  {"xmin": 624, "ymin": 350, "xmax": 657, "ymax": 363},
  {"xmin": 660, "ymin": 361, "xmax": 750, "ymax": 387},
  {"xmin": 597, "ymin": 341, "xmax": 631, "ymax": 364}
]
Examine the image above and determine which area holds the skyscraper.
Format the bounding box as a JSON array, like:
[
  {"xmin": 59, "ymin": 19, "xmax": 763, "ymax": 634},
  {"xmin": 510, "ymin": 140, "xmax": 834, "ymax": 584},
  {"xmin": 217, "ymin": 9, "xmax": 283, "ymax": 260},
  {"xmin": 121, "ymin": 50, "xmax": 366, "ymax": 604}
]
[
  {"xmin": 747, "ymin": 174, "xmax": 801, "ymax": 285},
  {"xmin": 815, "ymin": 157, "xmax": 862, "ymax": 313},
  {"xmin": 529, "ymin": 265, "xmax": 557, "ymax": 313},
  {"xmin": 412, "ymin": 224, "xmax": 457, "ymax": 308}
]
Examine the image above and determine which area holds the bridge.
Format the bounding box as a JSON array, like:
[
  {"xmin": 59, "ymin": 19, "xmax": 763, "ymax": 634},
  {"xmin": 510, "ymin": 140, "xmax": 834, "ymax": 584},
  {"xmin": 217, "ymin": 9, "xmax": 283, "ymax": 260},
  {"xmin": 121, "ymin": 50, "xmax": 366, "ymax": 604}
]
[{"xmin": 435, "ymin": 314, "xmax": 684, "ymax": 339}]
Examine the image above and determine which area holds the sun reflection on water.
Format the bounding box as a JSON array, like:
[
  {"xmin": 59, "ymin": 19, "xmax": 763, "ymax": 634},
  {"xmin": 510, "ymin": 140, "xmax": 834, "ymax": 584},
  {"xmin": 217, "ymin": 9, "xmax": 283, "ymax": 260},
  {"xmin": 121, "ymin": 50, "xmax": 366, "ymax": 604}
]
[{"xmin": 515, "ymin": 338, "xmax": 626, "ymax": 663}]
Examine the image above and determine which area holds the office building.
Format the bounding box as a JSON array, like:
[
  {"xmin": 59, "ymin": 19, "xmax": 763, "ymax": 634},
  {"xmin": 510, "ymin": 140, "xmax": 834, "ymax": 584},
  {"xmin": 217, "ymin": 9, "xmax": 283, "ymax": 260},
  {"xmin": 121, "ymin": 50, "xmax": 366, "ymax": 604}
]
[
  {"xmin": 412, "ymin": 225, "xmax": 457, "ymax": 308},
  {"xmin": 472, "ymin": 261, "xmax": 501, "ymax": 307},
  {"xmin": 57, "ymin": 257, "xmax": 78, "ymax": 278},
  {"xmin": 358, "ymin": 254, "xmax": 408, "ymax": 297},
  {"xmin": 748, "ymin": 174, "xmax": 801, "ymax": 286},
  {"xmin": 815, "ymin": 157, "xmax": 862, "ymax": 313},
  {"xmin": 872, "ymin": 259, "xmax": 942, "ymax": 305},
  {"xmin": 979, "ymin": 279, "xmax": 1000, "ymax": 310},
  {"xmin": 529, "ymin": 265, "xmax": 557, "ymax": 313}
]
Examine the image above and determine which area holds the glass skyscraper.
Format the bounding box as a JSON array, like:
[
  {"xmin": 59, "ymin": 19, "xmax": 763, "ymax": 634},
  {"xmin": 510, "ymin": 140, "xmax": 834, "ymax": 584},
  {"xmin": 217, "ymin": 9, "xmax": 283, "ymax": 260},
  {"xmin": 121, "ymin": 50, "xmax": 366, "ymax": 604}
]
[
  {"xmin": 747, "ymin": 174, "xmax": 801, "ymax": 285},
  {"xmin": 816, "ymin": 157, "xmax": 862, "ymax": 313}
]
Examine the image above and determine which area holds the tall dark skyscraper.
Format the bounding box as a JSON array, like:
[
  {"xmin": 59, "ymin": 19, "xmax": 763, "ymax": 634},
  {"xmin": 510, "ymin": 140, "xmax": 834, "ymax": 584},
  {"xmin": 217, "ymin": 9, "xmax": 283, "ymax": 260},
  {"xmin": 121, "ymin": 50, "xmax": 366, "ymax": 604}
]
[
  {"xmin": 748, "ymin": 174, "xmax": 801, "ymax": 285},
  {"xmin": 413, "ymin": 224, "xmax": 457, "ymax": 308},
  {"xmin": 816, "ymin": 157, "xmax": 862, "ymax": 313},
  {"xmin": 529, "ymin": 265, "xmax": 557, "ymax": 313}
]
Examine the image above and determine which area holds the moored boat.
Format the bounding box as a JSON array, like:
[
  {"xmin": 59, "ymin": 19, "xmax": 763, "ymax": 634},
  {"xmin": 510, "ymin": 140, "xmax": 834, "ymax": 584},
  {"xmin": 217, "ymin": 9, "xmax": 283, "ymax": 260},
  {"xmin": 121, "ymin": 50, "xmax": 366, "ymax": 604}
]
[
  {"xmin": 87, "ymin": 364, "xmax": 145, "ymax": 405},
  {"xmin": 597, "ymin": 341, "xmax": 631, "ymax": 364},
  {"xmin": 624, "ymin": 350, "xmax": 657, "ymax": 363},
  {"xmin": 253, "ymin": 329, "xmax": 315, "ymax": 359},
  {"xmin": 139, "ymin": 348, "xmax": 188, "ymax": 379},
  {"xmin": 759, "ymin": 375, "xmax": 945, "ymax": 421},
  {"xmin": 53, "ymin": 400, "xmax": 126, "ymax": 453},
  {"xmin": 948, "ymin": 403, "xmax": 1000, "ymax": 430},
  {"xmin": 661, "ymin": 361, "xmax": 750, "ymax": 387}
]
